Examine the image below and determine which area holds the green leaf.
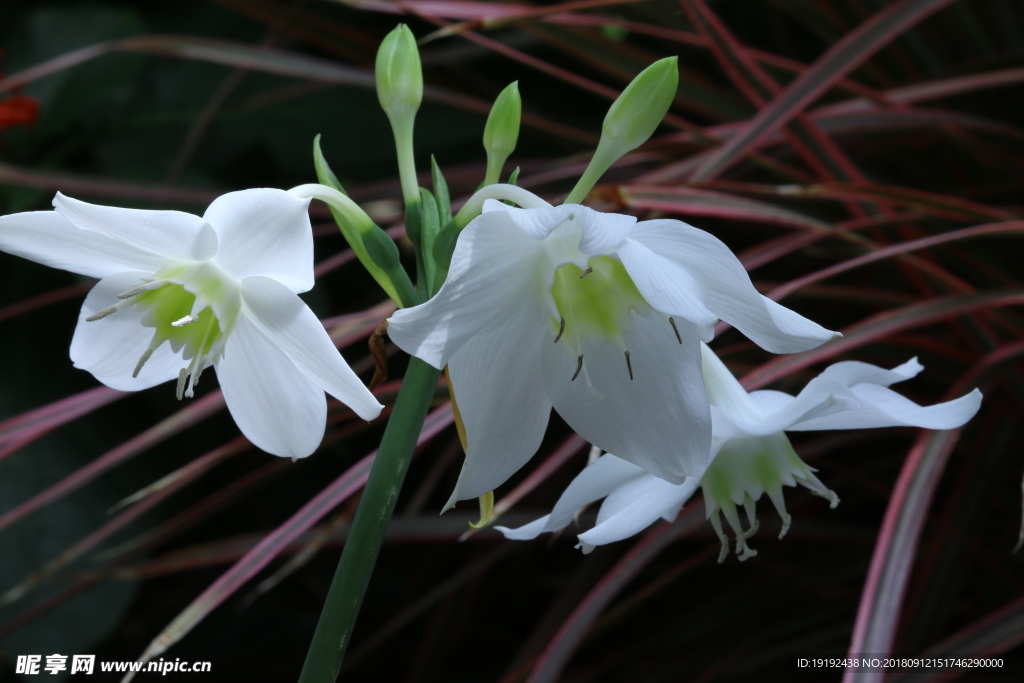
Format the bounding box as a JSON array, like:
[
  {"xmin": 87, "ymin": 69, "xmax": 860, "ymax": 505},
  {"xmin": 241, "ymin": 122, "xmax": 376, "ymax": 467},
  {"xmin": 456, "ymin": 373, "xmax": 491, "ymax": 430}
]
[
  {"xmin": 312, "ymin": 134, "xmax": 345, "ymax": 195},
  {"xmin": 431, "ymin": 156, "xmax": 451, "ymax": 225},
  {"xmin": 418, "ymin": 189, "xmax": 440, "ymax": 296}
]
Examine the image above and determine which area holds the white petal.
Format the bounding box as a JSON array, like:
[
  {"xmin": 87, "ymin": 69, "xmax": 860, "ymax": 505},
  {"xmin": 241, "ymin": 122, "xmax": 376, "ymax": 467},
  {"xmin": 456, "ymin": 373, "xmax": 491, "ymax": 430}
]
[
  {"xmin": 205, "ymin": 189, "xmax": 314, "ymax": 293},
  {"xmin": 216, "ymin": 314, "xmax": 327, "ymax": 458},
  {"xmin": 54, "ymin": 193, "xmax": 218, "ymax": 262},
  {"xmin": 572, "ymin": 205, "xmax": 636, "ymax": 255},
  {"xmin": 543, "ymin": 314, "xmax": 711, "ymax": 483},
  {"xmin": 444, "ymin": 307, "xmax": 553, "ymax": 506},
  {"xmin": 617, "ymin": 238, "xmax": 719, "ymax": 329},
  {"xmin": 495, "ymin": 454, "xmax": 648, "ymax": 539},
  {"xmin": 70, "ymin": 272, "xmax": 183, "ymax": 391},
  {"xmin": 578, "ymin": 475, "xmax": 699, "ymax": 547},
  {"xmin": 0, "ymin": 211, "xmax": 166, "ymax": 279},
  {"xmin": 628, "ymin": 219, "xmax": 837, "ymax": 353},
  {"xmin": 818, "ymin": 357, "xmax": 923, "ymax": 388},
  {"xmin": 387, "ymin": 208, "xmax": 550, "ymax": 368},
  {"xmin": 239, "ymin": 276, "xmax": 382, "ymax": 421},
  {"xmin": 790, "ymin": 385, "xmax": 982, "ymax": 431},
  {"xmin": 701, "ymin": 342, "xmax": 765, "ymax": 424}
]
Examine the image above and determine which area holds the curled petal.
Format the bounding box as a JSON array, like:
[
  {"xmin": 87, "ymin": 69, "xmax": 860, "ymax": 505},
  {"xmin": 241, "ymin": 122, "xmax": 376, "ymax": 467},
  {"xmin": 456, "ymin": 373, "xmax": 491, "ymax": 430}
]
[
  {"xmin": 240, "ymin": 276, "xmax": 382, "ymax": 421},
  {"xmin": 789, "ymin": 385, "xmax": 982, "ymax": 431},
  {"xmin": 578, "ymin": 473, "xmax": 699, "ymax": 547},
  {"xmin": 216, "ymin": 315, "xmax": 327, "ymax": 458},
  {"xmin": 0, "ymin": 211, "xmax": 165, "ymax": 279},
  {"xmin": 628, "ymin": 219, "xmax": 837, "ymax": 353},
  {"xmin": 205, "ymin": 189, "xmax": 314, "ymax": 293},
  {"xmin": 497, "ymin": 454, "xmax": 648, "ymax": 540},
  {"xmin": 54, "ymin": 193, "xmax": 218, "ymax": 262}
]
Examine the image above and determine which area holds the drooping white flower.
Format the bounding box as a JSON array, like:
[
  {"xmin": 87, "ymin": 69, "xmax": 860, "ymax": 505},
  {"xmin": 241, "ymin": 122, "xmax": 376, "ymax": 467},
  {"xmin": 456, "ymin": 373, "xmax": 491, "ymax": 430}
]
[
  {"xmin": 387, "ymin": 191, "xmax": 838, "ymax": 508},
  {"xmin": 498, "ymin": 346, "xmax": 982, "ymax": 560},
  {"xmin": 0, "ymin": 190, "xmax": 383, "ymax": 458}
]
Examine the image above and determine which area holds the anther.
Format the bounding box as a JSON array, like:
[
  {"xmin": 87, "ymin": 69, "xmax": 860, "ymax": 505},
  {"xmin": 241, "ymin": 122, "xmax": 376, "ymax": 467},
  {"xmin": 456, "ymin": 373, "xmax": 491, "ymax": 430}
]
[
  {"xmin": 176, "ymin": 368, "xmax": 188, "ymax": 400},
  {"xmin": 133, "ymin": 348, "xmax": 154, "ymax": 378},
  {"xmin": 579, "ymin": 267, "xmax": 593, "ymax": 279},
  {"xmin": 669, "ymin": 317, "xmax": 683, "ymax": 344},
  {"xmin": 571, "ymin": 354, "xmax": 583, "ymax": 382},
  {"xmin": 171, "ymin": 315, "xmax": 198, "ymax": 327},
  {"xmin": 117, "ymin": 286, "xmax": 148, "ymax": 300},
  {"xmin": 624, "ymin": 351, "xmax": 633, "ymax": 380},
  {"xmin": 553, "ymin": 317, "xmax": 565, "ymax": 343},
  {"xmin": 85, "ymin": 306, "xmax": 120, "ymax": 322}
]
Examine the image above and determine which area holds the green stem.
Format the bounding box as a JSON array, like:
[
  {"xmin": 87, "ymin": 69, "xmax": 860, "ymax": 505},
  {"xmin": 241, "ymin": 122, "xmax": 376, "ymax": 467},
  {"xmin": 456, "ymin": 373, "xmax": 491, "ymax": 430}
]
[
  {"xmin": 564, "ymin": 137, "xmax": 619, "ymax": 205},
  {"xmin": 297, "ymin": 358, "xmax": 442, "ymax": 683},
  {"xmin": 450, "ymin": 183, "xmax": 551, "ymax": 231},
  {"xmin": 392, "ymin": 121, "xmax": 420, "ymax": 208}
]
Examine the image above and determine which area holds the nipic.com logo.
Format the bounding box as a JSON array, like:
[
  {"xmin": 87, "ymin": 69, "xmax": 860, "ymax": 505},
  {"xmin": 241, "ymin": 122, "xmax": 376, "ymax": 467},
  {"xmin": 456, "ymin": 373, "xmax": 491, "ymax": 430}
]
[{"xmin": 15, "ymin": 654, "xmax": 212, "ymax": 675}]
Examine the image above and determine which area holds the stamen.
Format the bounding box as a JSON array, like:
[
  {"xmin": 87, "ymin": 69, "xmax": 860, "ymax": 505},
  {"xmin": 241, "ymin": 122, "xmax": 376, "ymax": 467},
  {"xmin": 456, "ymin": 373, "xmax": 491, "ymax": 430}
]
[
  {"xmin": 85, "ymin": 305, "xmax": 120, "ymax": 322},
  {"xmin": 571, "ymin": 354, "xmax": 583, "ymax": 381},
  {"xmin": 171, "ymin": 315, "xmax": 198, "ymax": 327},
  {"xmin": 133, "ymin": 348, "xmax": 154, "ymax": 379},
  {"xmin": 554, "ymin": 316, "xmax": 565, "ymax": 343},
  {"xmin": 117, "ymin": 279, "xmax": 168, "ymax": 300},
  {"xmin": 176, "ymin": 368, "xmax": 188, "ymax": 400},
  {"xmin": 709, "ymin": 513, "xmax": 730, "ymax": 564},
  {"xmin": 579, "ymin": 267, "xmax": 593, "ymax": 279},
  {"xmin": 624, "ymin": 351, "xmax": 633, "ymax": 380},
  {"xmin": 669, "ymin": 317, "xmax": 683, "ymax": 344},
  {"xmin": 766, "ymin": 488, "xmax": 792, "ymax": 539},
  {"xmin": 184, "ymin": 315, "xmax": 217, "ymax": 398},
  {"xmin": 801, "ymin": 471, "xmax": 840, "ymax": 509}
]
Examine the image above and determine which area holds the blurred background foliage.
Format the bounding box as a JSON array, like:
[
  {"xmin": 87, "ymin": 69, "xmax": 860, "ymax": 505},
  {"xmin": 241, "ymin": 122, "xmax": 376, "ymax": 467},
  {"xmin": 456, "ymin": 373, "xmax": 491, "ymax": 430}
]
[{"xmin": 1, "ymin": 0, "xmax": 1023, "ymax": 681}]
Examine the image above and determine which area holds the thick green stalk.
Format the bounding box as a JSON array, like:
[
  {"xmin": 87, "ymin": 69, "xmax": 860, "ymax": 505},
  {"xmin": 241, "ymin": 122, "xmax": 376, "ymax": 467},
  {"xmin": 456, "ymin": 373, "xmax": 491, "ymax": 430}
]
[{"xmin": 297, "ymin": 358, "xmax": 442, "ymax": 682}]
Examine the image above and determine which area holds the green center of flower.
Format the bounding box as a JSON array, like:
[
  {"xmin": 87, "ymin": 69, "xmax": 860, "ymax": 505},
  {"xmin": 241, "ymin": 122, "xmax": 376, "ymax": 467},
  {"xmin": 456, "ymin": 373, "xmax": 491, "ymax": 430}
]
[
  {"xmin": 85, "ymin": 261, "xmax": 240, "ymax": 399},
  {"xmin": 549, "ymin": 256, "xmax": 650, "ymax": 382},
  {"xmin": 701, "ymin": 433, "xmax": 839, "ymax": 563}
]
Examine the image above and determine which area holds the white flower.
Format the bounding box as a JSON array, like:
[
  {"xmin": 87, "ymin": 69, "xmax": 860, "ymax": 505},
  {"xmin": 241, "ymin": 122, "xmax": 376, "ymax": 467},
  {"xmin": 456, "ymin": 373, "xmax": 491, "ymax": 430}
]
[
  {"xmin": 387, "ymin": 192, "xmax": 837, "ymax": 508},
  {"xmin": 498, "ymin": 346, "xmax": 982, "ymax": 560},
  {"xmin": 0, "ymin": 190, "xmax": 383, "ymax": 458}
]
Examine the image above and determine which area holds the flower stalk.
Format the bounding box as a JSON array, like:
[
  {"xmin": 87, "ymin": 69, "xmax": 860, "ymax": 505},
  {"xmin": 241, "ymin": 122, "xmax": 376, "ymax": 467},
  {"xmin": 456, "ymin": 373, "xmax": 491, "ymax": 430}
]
[
  {"xmin": 297, "ymin": 357, "xmax": 441, "ymax": 683},
  {"xmin": 288, "ymin": 182, "xmax": 418, "ymax": 308}
]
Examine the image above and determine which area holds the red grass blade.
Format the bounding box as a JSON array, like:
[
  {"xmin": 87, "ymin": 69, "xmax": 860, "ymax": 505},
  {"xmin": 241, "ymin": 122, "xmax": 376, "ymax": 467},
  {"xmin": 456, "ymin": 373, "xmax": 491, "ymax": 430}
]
[
  {"xmin": 690, "ymin": 0, "xmax": 958, "ymax": 181},
  {"xmin": 843, "ymin": 342, "xmax": 1024, "ymax": 682}
]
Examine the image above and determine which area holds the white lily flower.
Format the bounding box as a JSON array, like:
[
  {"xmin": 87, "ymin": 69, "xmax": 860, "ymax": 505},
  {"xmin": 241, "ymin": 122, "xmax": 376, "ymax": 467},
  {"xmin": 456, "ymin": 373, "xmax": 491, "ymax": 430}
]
[
  {"xmin": 0, "ymin": 190, "xmax": 383, "ymax": 458},
  {"xmin": 498, "ymin": 346, "xmax": 982, "ymax": 560},
  {"xmin": 387, "ymin": 191, "xmax": 838, "ymax": 508}
]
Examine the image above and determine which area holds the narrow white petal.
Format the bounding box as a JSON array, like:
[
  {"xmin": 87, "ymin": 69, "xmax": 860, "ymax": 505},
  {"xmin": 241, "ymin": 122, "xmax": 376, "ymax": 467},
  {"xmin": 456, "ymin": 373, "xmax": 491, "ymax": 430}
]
[
  {"xmin": 497, "ymin": 515, "xmax": 553, "ymax": 541},
  {"xmin": 0, "ymin": 211, "xmax": 166, "ymax": 279},
  {"xmin": 205, "ymin": 189, "xmax": 314, "ymax": 293},
  {"xmin": 617, "ymin": 238, "xmax": 719, "ymax": 328},
  {"xmin": 790, "ymin": 385, "xmax": 982, "ymax": 431},
  {"xmin": 70, "ymin": 273, "xmax": 182, "ymax": 391},
  {"xmin": 239, "ymin": 276, "xmax": 382, "ymax": 421},
  {"xmin": 628, "ymin": 219, "xmax": 836, "ymax": 353},
  {"xmin": 53, "ymin": 193, "xmax": 218, "ymax": 262},
  {"xmin": 216, "ymin": 314, "xmax": 327, "ymax": 458},
  {"xmin": 543, "ymin": 314, "xmax": 712, "ymax": 484},
  {"xmin": 818, "ymin": 357, "xmax": 923, "ymax": 388},
  {"xmin": 495, "ymin": 454, "xmax": 648, "ymax": 538},
  {"xmin": 443, "ymin": 308, "xmax": 553, "ymax": 505},
  {"xmin": 578, "ymin": 475, "xmax": 699, "ymax": 547},
  {"xmin": 387, "ymin": 209, "xmax": 549, "ymax": 368}
]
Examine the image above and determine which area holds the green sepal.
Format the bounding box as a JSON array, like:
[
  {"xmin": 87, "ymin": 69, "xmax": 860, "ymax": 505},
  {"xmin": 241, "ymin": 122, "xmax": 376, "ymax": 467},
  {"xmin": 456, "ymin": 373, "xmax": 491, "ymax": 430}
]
[
  {"xmin": 418, "ymin": 188, "xmax": 440, "ymax": 296},
  {"xmin": 431, "ymin": 156, "xmax": 452, "ymax": 225},
  {"xmin": 313, "ymin": 134, "xmax": 346, "ymax": 195},
  {"xmin": 314, "ymin": 136, "xmax": 417, "ymax": 307}
]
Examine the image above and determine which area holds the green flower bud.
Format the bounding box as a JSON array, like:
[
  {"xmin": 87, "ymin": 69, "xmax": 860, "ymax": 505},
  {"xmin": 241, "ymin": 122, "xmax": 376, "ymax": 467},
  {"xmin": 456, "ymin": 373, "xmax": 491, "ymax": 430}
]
[
  {"xmin": 483, "ymin": 82, "xmax": 521, "ymax": 186},
  {"xmin": 602, "ymin": 56, "xmax": 678, "ymax": 153},
  {"xmin": 564, "ymin": 56, "xmax": 678, "ymax": 204},
  {"xmin": 375, "ymin": 24, "xmax": 423, "ymax": 120}
]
